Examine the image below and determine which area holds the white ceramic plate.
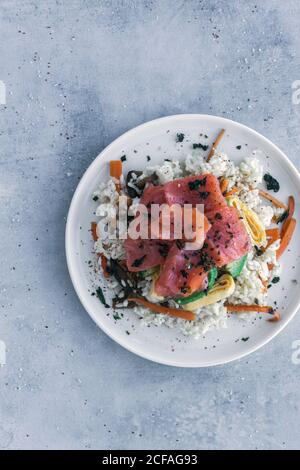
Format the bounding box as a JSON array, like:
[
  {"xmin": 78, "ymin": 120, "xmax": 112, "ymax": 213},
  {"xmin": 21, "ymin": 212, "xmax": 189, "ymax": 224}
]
[{"xmin": 66, "ymin": 114, "xmax": 300, "ymax": 367}]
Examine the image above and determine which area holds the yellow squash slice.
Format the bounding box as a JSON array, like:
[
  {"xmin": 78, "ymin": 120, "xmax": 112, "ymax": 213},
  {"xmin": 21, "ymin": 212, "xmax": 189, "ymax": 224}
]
[
  {"xmin": 226, "ymin": 196, "xmax": 266, "ymax": 247},
  {"xmin": 185, "ymin": 274, "xmax": 235, "ymax": 312}
]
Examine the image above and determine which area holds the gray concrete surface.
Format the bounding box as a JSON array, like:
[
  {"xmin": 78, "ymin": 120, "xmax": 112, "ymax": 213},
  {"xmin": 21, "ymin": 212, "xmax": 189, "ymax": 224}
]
[{"xmin": 1, "ymin": 0, "xmax": 300, "ymax": 450}]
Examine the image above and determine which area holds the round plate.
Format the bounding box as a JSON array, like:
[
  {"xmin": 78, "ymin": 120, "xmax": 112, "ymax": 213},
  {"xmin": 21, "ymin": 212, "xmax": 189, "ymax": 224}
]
[{"xmin": 66, "ymin": 114, "xmax": 300, "ymax": 367}]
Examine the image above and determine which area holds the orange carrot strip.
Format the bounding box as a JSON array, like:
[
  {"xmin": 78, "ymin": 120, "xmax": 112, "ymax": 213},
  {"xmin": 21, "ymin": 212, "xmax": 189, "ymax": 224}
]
[
  {"xmin": 265, "ymin": 228, "xmax": 280, "ymax": 249},
  {"xmin": 91, "ymin": 221, "xmax": 98, "ymax": 242},
  {"xmin": 266, "ymin": 228, "xmax": 280, "ymax": 238},
  {"xmin": 207, "ymin": 129, "xmax": 225, "ymax": 162},
  {"xmin": 220, "ymin": 178, "xmax": 229, "ymax": 194},
  {"xmin": 268, "ymin": 311, "xmax": 281, "ymax": 322},
  {"xmin": 276, "ymin": 217, "xmax": 296, "ymax": 259},
  {"xmin": 226, "ymin": 304, "xmax": 274, "ymax": 314},
  {"xmin": 128, "ymin": 297, "xmax": 196, "ymax": 321},
  {"xmin": 281, "ymin": 195, "xmax": 295, "ymax": 237},
  {"xmin": 101, "ymin": 255, "xmax": 110, "ymax": 279},
  {"xmin": 227, "ymin": 304, "xmax": 281, "ymax": 322},
  {"xmin": 91, "ymin": 222, "xmax": 110, "ymax": 277},
  {"xmin": 225, "ymin": 186, "xmax": 240, "ymax": 197},
  {"xmin": 110, "ymin": 160, "xmax": 123, "ymax": 192},
  {"xmin": 259, "ymin": 189, "xmax": 287, "ymax": 210}
]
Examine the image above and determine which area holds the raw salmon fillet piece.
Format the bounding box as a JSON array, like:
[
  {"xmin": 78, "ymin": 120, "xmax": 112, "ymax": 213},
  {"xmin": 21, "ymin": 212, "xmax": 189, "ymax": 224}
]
[
  {"xmin": 154, "ymin": 245, "xmax": 211, "ymax": 298},
  {"xmin": 124, "ymin": 238, "xmax": 171, "ymax": 272},
  {"xmin": 164, "ymin": 174, "xmax": 227, "ymax": 214},
  {"xmin": 204, "ymin": 206, "xmax": 252, "ymax": 266}
]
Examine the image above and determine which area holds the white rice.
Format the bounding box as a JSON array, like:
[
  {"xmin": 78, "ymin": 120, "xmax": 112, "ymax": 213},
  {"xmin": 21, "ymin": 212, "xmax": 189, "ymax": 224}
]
[{"xmin": 92, "ymin": 149, "xmax": 282, "ymax": 338}]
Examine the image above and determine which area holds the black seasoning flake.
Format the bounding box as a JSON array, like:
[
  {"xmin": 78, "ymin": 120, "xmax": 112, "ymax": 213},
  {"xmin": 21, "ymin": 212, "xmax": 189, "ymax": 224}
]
[
  {"xmin": 199, "ymin": 191, "xmax": 209, "ymax": 199},
  {"xmin": 120, "ymin": 155, "xmax": 127, "ymax": 162},
  {"xmin": 215, "ymin": 212, "xmax": 222, "ymax": 220},
  {"xmin": 241, "ymin": 337, "xmax": 249, "ymax": 342},
  {"xmin": 92, "ymin": 195, "xmax": 99, "ymax": 201},
  {"xmin": 132, "ymin": 255, "xmax": 146, "ymax": 268},
  {"xmin": 236, "ymin": 145, "xmax": 242, "ymax": 150},
  {"xmin": 263, "ymin": 173, "xmax": 280, "ymax": 192},
  {"xmin": 192, "ymin": 143, "xmax": 209, "ymax": 151},
  {"xmin": 146, "ymin": 155, "xmax": 151, "ymax": 161},
  {"xmin": 176, "ymin": 133, "xmax": 185, "ymax": 143},
  {"xmin": 271, "ymin": 276, "xmax": 280, "ymax": 284}
]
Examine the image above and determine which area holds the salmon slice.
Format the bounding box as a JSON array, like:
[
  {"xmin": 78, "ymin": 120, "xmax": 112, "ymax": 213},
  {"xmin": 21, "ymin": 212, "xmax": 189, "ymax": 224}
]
[
  {"xmin": 150, "ymin": 206, "xmax": 211, "ymax": 246},
  {"xmin": 154, "ymin": 245, "xmax": 211, "ymax": 298},
  {"xmin": 140, "ymin": 184, "xmax": 168, "ymax": 207},
  {"xmin": 204, "ymin": 206, "xmax": 252, "ymax": 266},
  {"xmin": 164, "ymin": 174, "xmax": 227, "ymax": 214},
  {"xmin": 124, "ymin": 238, "xmax": 171, "ymax": 272}
]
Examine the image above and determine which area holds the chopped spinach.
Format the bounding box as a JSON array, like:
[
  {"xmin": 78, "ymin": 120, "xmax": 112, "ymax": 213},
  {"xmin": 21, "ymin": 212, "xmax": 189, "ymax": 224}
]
[
  {"xmin": 176, "ymin": 133, "xmax": 185, "ymax": 143},
  {"xmin": 192, "ymin": 143, "xmax": 209, "ymax": 151},
  {"xmin": 264, "ymin": 173, "xmax": 280, "ymax": 192},
  {"xmin": 96, "ymin": 287, "xmax": 109, "ymax": 308},
  {"xmin": 132, "ymin": 255, "xmax": 146, "ymax": 268},
  {"xmin": 188, "ymin": 177, "xmax": 207, "ymax": 190}
]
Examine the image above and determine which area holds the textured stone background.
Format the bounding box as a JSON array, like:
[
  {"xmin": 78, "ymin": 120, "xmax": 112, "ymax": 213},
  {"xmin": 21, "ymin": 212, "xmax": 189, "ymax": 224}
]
[{"xmin": 1, "ymin": 0, "xmax": 300, "ymax": 450}]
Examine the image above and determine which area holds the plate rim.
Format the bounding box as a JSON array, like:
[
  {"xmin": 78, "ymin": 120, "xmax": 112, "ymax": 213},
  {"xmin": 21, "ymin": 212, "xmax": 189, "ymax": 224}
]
[{"xmin": 65, "ymin": 113, "xmax": 300, "ymax": 367}]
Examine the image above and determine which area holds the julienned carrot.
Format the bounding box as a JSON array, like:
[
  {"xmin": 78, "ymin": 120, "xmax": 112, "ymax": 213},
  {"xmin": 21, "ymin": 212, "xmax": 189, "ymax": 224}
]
[
  {"xmin": 207, "ymin": 128, "xmax": 225, "ymax": 162},
  {"xmin": 101, "ymin": 255, "xmax": 110, "ymax": 279},
  {"xmin": 281, "ymin": 195, "xmax": 295, "ymax": 237},
  {"xmin": 91, "ymin": 221, "xmax": 98, "ymax": 242},
  {"xmin": 220, "ymin": 178, "xmax": 229, "ymax": 194},
  {"xmin": 268, "ymin": 311, "xmax": 281, "ymax": 322},
  {"xmin": 265, "ymin": 228, "xmax": 280, "ymax": 249},
  {"xmin": 276, "ymin": 217, "xmax": 296, "ymax": 259},
  {"xmin": 225, "ymin": 186, "xmax": 240, "ymax": 197},
  {"xmin": 226, "ymin": 304, "xmax": 281, "ymax": 322},
  {"xmin": 259, "ymin": 189, "xmax": 287, "ymax": 210},
  {"xmin": 91, "ymin": 222, "xmax": 110, "ymax": 278},
  {"xmin": 226, "ymin": 304, "xmax": 275, "ymax": 314},
  {"xmin": 128, "ymin": 297, "xmax": 196, "ymax": 321},
  {"xmin": 110, "ymin": 160, "xmax": 122, "ymax": 192}
]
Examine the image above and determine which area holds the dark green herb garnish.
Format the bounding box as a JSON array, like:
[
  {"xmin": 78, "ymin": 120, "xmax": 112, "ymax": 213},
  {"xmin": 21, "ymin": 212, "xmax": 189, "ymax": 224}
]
[
  {"xmin": 132, "ymin": 255, "xmax": 146, "ymax": 268},
  {"xmin": 277, "ymin": 209, "xmax": 289, "ymax": 224},
  {"xmin": 254, "ymin": 246, "xmax": 264, "ymax": 256},
  {"xmin": 241, "ymin": 337, "xmax": 249, "ymax": 342},
  {"xmin": 176, "ymin": 133, "xmax": 185, "ymax": 143},
  {"xmin": 264, "ymin": 173, "xmax": 280, "ymax": 192},
  {"xmin": 146, "ymin": 155, "xmax": 151, "ymax": 161},
  {"xmin": 192, "ymin": 143, "xmax": 209, "ymax": 151},
  {"xmin": 113, "ymin": 313, "xmax": 121, "ymax": 321},
  {"xmin": 236, "ymin": 145, "xmax": 242, "ymax": 150},
  {"xmin": 96, "ymin": 287, "xmax": 109, "ymax": 308},
  {"xmin": 271, "ymin": 276, "xmax": 280, "ymax": 284},
  {"xmin": 92, "ymin": 195, "xmax": 99, "ymax": 201},
  {"xmin": 120, "ymin": 155, "xmax": 127, "ymax": 162},
  {"xmin": 188, "ymin": 177, "xmax": 207, "ymax": 190}
]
